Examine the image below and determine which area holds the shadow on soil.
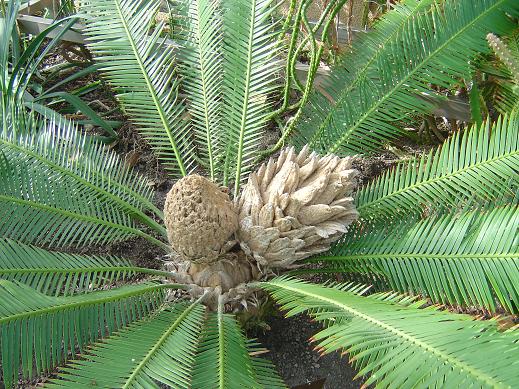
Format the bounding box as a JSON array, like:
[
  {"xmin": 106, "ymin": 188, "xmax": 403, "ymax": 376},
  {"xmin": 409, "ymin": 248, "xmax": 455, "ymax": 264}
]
[{"xmin": 256, "ymin": 313, "xmax": 363, "ymax": 389}]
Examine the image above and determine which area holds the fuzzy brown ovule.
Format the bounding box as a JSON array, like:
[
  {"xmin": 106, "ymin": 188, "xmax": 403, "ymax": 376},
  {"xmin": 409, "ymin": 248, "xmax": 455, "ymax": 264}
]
[{"xmin": 164, "ymin": 175, "xmax": 238, "ymax": 264}]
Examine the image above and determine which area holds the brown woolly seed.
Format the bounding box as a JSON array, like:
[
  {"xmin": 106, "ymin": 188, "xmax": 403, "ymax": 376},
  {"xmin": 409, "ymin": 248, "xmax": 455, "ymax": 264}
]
[{"xmin": 164, "ymin": 175, "xmax": 238, "ymax": 263}]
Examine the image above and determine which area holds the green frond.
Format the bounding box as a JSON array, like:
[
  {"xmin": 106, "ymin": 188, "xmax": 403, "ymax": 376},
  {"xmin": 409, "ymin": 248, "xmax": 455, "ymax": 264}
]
[
  {"xmin": 0, "ymin": 116, "xmax": 164, "ymax": 229},
  {"xmin": 192, "ymin": 298, "xmax": 286, "ymax": 389},
  {"xmin": 295, "ymin": 0, "xmax": 433, "ymax": 141},
  {"xmin": 263, "ymin": 277, "xmax": 519, "ymax": 388},
  {"xmin": 293, "ymin": 0, "xmax": 519, "ymax": 154},
  {"xmin": 0, "ymin": 280, "xmax": 178, "ymax": 388},
  {"xmin": 221, "ymin": 0, "xmax": 282, "ymax": 196},
  {"xmin": 43, "ymin": 298, "xmax": 285, "ymax": 389},
  {"xmin": 486, "ymin": 72, "xmax": 519, "ymax": 114},
  {"xmin": 175, "ymin": 0, "xmax": 224, "ymax": 181},
  {"xmin": 341, "ymin": 0, "xmax": 434, "ymax": 71},
  {"xmin": 0, "ymin": 122, "xmax": 168, "ymax": 249},
  {"xmin": 44, "ymin": 302, "xmax": 205, "ymax": 389},
  {"xmin": 0, "ymin": 238, "xmax": 174, "ymax": 296},
  {"xmin": 81, "ymin": 0, "xmax": 195, "ymax": 177},
  {"xmin": 355, "ymin": 114, "xmax": 519, "ymax": 221},
  {"xmin": 319, "ymin": 205, "xmax": 519, "ymax": 313}
]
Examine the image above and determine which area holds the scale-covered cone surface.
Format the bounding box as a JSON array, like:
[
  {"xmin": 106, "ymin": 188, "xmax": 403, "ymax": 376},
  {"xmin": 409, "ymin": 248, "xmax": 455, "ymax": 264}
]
[
  {"xmin": 237, "ymin": 146, "xmax": 359, "ymax": 268},
  {"xmin": 164, "ymin": 175, "xmax": 238, "ymax": 263}
]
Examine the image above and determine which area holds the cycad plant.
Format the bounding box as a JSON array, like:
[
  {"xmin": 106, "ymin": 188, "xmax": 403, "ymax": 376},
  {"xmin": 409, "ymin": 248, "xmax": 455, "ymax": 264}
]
[{"xmin": 1, "ymin": 0, "xmax": 519, "ymax": 388}]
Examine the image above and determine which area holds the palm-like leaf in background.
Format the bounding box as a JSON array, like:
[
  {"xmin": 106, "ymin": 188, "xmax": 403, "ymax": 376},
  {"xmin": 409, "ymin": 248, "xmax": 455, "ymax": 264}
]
[
  {"xmin": 175, "ymin": 0, "xmax": 224, "ymax": 181},
  {"xmin": 293, "ymin": 0, "xmax": 519, "ymax": 154},
  {"xmin": 0, "ymin": 238, "xmax": 174, "ymax": 296},
  {"xmin": 355, "ymin": 114, "xmax": 519, "ymax": 221},
  {"xmin": 0, "ymin": 280, "xmax": 176, "ymax": 388},
  {"xmin": 0, "ymin": 118, "xmax": 168, "ymax": 249},
  {"xmin": 286, "ymin": 0, "xmax": 432, "ymax": 145},
  {"xmin": 221, "ymin": 0, "xmax": 282, "ymax": 196},
  {"xmin": 318, "ymin": 205, "xmax": 519, "ymax": 313},
  {"xmin": 333, "ymin": 0, "xmax": 433, "ymax": 84},
  {"xmin": 264, "ymin": 277, "xmax": 519, "ymax": 388},
  {"xmin": 81, "ymin": 0, "xmax": 195, "ymax": 177},
  {"xmin": 482, "ymin": 31, "xmax": 519, "ymax": 114},
  {"xmin": 192, "ymin": 298, "xmax": 286, "ymax": 389},
  {"xmin": 478, "ymin": 59, "xmax": 519, "ymax": 115},
  {"xmin": 0, "ymin": 1, "xmax": 115, "ymax": 138}
]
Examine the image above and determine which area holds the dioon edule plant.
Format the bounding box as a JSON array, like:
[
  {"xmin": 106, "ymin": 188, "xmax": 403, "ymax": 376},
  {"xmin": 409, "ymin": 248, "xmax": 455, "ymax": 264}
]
[{"xmin": 0, "ymin": 0, "xmax": 518, "ymax": 387}]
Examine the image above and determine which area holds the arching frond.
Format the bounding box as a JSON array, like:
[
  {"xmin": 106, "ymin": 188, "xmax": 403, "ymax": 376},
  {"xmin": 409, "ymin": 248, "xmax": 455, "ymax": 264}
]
[
  {"xmin": 0, "ymin": 136, "xmax": 168, "ymax": 250},
  {"xmin": 264, "ymin": 277, "xmax": 519, "ymax": 388},
  {"xmin": 356, "ymin": 114, "xmax": 519, "ymax": 221},
  {"xmin": 43, "ymin": 300, "xmax": 285, "ymax": 389},
  {"xmin": 319, "ymin": 206, "xmax": 519, "ymax": 313},
  {"xmin": 191, "ymin": 298, "xmax": 286, "ymax": 389},
  {"xmin": 293, "ymin": 0, "xmax": 519, "ymax": 154},
  {"xmin": 0, "ymin": 280, "xmax": 178, "ymax": 388},
  {"xmin": 0, "ymin": 117, "xmax": 164, "ymax": 231},
  {"xmin": 335, "ymin": 0, "xmax": 434, "ymax": 80},
  {"xmin": 44, "ymin": 302, "xmax": 205, "ymax": 389},
  {"xmin": 221, "ymin": 0, "xmax": 282, "ymax": 196},
  {"xmin": 175, "ymin": 0, "xmax": 224, "ymax": 181},
  {"xmin": 0, "ymin": 238, "xmax": 174, "ymax": 296},
  {"xmin": 81, "ymin": 0, "xmax": 195, "ymax": 177},
  {"xmin": 293, "ymin": 0, "xmax": 433, "ymax": 149}
]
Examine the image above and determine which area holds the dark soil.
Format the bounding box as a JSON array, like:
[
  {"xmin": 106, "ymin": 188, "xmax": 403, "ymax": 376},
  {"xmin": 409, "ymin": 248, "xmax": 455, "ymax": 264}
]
[{"xmin": 256, "ymin": 313, "xmax": 363, "ymax": 389}]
